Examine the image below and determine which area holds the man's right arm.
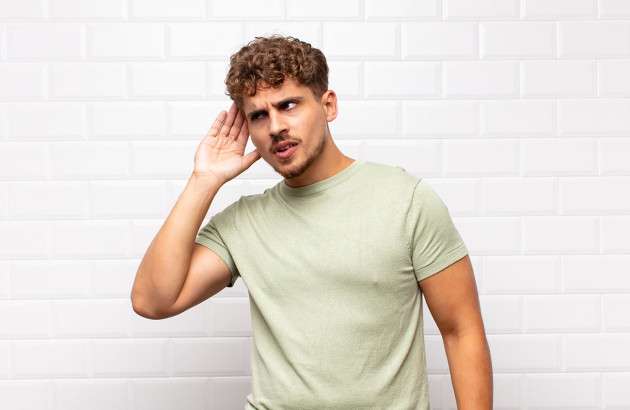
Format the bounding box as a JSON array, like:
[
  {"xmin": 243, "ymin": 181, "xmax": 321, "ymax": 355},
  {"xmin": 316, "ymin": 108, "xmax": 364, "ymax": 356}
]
[{"xmin": 131, "ymin": 104, "xmax": 260, "ymax": 319}]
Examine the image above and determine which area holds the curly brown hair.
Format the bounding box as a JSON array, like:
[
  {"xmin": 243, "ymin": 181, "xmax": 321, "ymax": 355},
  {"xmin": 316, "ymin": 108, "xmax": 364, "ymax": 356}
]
[{"xmin": 225, "ymin": 36, "xmax": 329, "ymax": 107}]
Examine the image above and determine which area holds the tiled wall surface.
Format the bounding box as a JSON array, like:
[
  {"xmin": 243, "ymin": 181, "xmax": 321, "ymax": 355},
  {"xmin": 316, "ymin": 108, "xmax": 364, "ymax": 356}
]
[{"xmin": 1, "ymin": 0, "xmax": 629, "ymax": 409}]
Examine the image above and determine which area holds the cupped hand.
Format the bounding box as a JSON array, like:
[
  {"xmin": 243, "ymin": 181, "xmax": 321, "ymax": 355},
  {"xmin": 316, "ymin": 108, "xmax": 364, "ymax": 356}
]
[{"xmin": 193, "ymin": 103, "xmax": 261, "ymax": 184}]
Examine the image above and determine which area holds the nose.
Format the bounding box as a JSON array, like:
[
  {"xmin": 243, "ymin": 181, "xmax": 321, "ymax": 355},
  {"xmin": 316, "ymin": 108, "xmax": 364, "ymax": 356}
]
[{"xmin": 268, "ymin": 111, "xmax": 288, "ymax": 137}]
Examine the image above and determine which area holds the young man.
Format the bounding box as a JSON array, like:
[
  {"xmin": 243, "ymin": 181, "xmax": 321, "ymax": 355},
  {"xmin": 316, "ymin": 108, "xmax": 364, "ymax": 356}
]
[{"xmin": 132, "ymin": 36, "xmax": 492, "ymax": 409}]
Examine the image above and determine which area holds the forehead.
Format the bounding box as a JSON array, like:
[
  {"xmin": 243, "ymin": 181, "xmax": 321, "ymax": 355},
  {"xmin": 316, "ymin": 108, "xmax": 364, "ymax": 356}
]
[{"xmin": 242, "ymin": 79, "xmax": 315, "ymax": 112}]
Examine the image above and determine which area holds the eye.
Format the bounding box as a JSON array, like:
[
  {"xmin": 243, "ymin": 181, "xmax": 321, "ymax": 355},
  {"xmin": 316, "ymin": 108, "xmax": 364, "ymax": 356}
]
[
  {"xmin": 282, "ymin": 101, "xmax": 297, "ymax": 110},
  {"xmin": 250, "ymin": 112, "xmax": 266, "ymax": 121}
]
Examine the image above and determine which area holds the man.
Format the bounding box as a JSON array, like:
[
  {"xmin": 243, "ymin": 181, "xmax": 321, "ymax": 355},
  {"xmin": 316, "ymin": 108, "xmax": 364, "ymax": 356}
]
[{"xmin": 132, "ymin": 36, "xmax": 492, "ymax": 409}]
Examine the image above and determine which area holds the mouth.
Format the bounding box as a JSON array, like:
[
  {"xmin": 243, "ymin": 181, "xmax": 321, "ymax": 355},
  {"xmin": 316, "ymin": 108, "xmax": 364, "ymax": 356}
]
[{"xmin": 273, "ymin": 140, "xmax": 299, "ymax": 159}]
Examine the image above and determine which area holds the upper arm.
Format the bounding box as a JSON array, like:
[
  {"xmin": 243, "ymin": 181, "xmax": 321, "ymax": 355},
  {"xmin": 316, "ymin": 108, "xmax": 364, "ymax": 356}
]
[
  {"xmin": 419, "ymin": 255, "xmax": 485, "ymax": 338},
  {"xmin": 168, "ymin": 244, "xmax": 233, "ymax": 317}
]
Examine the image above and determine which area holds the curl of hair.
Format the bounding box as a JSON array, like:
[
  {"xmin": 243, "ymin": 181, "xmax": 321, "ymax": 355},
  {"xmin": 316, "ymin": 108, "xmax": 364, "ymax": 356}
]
[{"xmin": 226, "ymin": 36, "xmax": 329, "ymax": 106}]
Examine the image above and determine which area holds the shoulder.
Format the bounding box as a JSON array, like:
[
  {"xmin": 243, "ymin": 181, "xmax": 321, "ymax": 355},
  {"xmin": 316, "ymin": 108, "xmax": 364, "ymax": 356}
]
[{"xmin": 358, "ymin": 161, "xmax": 421, "ymax": 186}]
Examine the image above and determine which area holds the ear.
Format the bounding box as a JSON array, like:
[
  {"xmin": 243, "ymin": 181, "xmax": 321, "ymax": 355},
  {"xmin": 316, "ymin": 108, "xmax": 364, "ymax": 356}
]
[{"xmin": 321, "ymin": 90, "xmax": 338, "ymax": 122}]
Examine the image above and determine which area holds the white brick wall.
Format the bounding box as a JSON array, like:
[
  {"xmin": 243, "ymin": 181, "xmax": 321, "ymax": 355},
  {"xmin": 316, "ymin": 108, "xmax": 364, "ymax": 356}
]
[{"xmin": 1, "ymin": 1, "xmax": 629, "ymax": 409}]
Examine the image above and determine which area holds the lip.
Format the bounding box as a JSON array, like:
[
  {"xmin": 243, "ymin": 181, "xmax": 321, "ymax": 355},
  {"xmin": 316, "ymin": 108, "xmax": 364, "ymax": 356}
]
[{"xmin": 273, "ymin": 140, "xmax": 299, "ymax": 159}]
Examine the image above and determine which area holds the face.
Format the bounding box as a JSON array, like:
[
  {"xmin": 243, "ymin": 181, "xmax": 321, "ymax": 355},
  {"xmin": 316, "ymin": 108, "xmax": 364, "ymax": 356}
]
[{"xmin": 242, "ymin": 78, "xmax": 337, "ymax": 185}]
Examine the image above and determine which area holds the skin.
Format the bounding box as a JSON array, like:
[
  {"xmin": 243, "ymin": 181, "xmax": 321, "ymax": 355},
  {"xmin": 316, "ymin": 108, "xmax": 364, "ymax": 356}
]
[{"xmin": 131, "ymin": 78, "xmax": 492, "ymax": 408}]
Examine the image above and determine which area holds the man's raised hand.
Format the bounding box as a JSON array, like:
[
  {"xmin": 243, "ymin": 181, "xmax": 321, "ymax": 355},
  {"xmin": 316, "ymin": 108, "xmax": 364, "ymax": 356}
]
[{"xmin": 193, "ymin": 103, "xmax": 261, "ymax": 185}]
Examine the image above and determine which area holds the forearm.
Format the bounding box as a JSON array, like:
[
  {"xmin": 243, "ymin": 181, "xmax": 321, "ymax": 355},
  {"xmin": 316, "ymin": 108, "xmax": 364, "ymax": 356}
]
[
  {"xmin": 443, "ymin": 330, "xmax": 493, "ymax": 410},
  {"xmin": 131, "ymin": 174, "xmax": 222, "ymax": 315}
]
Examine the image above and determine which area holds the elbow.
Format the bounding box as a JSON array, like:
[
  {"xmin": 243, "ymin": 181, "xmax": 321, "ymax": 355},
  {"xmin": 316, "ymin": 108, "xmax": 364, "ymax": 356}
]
[{"xmin": 131, "ymin": 292, "xmax": 170, "ymax": 320}]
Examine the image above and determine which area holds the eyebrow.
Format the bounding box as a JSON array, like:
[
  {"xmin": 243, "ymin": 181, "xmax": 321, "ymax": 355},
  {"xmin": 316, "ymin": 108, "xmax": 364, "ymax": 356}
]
[{"xmin": 246, "ymin": 96, "xmax": 304, "ymax": 119}]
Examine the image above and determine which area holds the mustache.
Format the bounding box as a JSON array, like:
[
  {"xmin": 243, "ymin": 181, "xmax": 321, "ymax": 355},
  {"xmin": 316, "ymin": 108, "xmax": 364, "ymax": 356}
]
[{"xmin": 271, "ymin": 133, "xmax": 301, "ymax": 145}]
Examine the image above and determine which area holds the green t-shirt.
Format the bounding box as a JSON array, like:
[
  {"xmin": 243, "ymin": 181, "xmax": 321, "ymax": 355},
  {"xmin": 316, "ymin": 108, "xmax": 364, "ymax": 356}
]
[{"xmin": 196, "ymin": 160, "xmax": 468, "ymax": 410}]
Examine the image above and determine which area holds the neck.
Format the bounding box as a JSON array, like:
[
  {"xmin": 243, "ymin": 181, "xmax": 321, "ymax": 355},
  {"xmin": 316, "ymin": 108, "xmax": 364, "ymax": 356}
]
[{"xmin": 284, "ymin": 138, "xmax": 354, "ymax": 188}]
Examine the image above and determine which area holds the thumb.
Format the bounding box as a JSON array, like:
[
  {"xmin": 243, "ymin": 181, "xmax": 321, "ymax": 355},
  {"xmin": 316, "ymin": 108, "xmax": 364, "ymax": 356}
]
[{"xmin": 241, "ymin": 149, "xmax": 262, "ymax": 171}]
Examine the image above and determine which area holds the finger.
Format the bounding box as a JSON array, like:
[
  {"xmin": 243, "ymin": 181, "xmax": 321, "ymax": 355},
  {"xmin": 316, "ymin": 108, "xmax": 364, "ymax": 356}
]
[
  {"xmin": 235, "ymin": 118, "xmax": 250, "ymax": 145},
  {"xmin": 219, "ymin": 103, "xmax": 239, "ymax": 137},
  {"xmin": 206, "ymin": 110, "xmax": 227, "ymax": 138},
  {"xmin": 228, "ymin": 109, "xmax": 245, "ymax": 139},
  {"xmin": 241, "ymin": 149, "xmax": 261, "ymax": 170}
]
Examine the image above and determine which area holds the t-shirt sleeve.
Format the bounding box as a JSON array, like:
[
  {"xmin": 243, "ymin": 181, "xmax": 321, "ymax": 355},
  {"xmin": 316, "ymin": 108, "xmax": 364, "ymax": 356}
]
[
  {"xmin": 195, "ymin": 216, "xmax": 240, "ymax": 287},
  {"xmin": 409, "ymin": 180, "xmax": 469, "ymax": 281}
]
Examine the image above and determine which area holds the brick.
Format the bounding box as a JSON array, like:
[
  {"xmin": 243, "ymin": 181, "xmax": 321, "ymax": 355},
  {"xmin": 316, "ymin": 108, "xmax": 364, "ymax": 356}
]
[
  {"xmin": 8, "ymin": 181, "xmax": 88, "ymax": 219},
  {"xmin": 424, "ymin": 335, "xmax": 449, "ymax": 373},
  {"xmin": 131, "ymin": 141, "xmax": 196, "ymax": 178},
  {"xmin": 0, "ymin": 103, "xmax": 6, "ymax": 136},
  {"xmin": 132, "ymin": 303, "xmax": 207, "ymax": 337},
  {"xmin": 172, "ymin": 338, "xmax": 251, "ymax": 376},
  {"xmin": 93, "ymin": 340, "xmax": 169, "ymax": 377},
  {"xmin": 168, "ymin": 101, "xmax": 227, "ymax": 137},
  {"xmin": 134, "ymin": 379, "xmax": 208, "ymax": 410},
  {"xmin": 525, "ymin": 295, "xmax": 600, "ymax": 332},
  {"xmin": 424, "ymin": 178, "xmax": 480, "ymax": 216},
  {"xmin": 0, "ymin": 63, "xmax": 45, "ymax": 99},
  {"xmin": 9, "ymin": 103, "xmax": 85, "ymax": 140},
  {"xmin": 88, "ymin": 23, "xmax": 165, "ymax": 59},
  {"xmin": 603, "ymin": 373, "xmax": 630, "ymax": 407},
  {"xmin": 168, "ymin": 23, "xmax": 243, "ymax": 58},
  {"xmin": 454, "ymin": 217, "xmax": 520, "ymax": 255},
  {"xmin": 51, "ymin": 142, "xmax": 128, "ymax": 179},
  {"xmin": 132, "ymin": 0, "xmax": 206, "ymax": 19},
  {"xmin": 11, "ymin": 260, "xmax": 89, "ymax": 298},
  {"xmin": 559, "ymin": 21, "xmax": 630, "ymax": 57},
  {"xmin": 0, "ymin": 182, "xmax": 7, "ymax": 219},
  {"xmin": 49, "ymin": 63, "xmax": 125, "ymax": 99},
  {"xmin": 210, "ymin": 377, "xmax": 252, "ymax": 410},
  {"xmin": 521, "ymin": 60, "xmax": 596, "ymax": 97},
  {"xmin": 0, "ymin": 300, "xmax": 50, "ymax": 338},
  {"xmin": 599, "ymin": 0, "xmax": 630, "ymax": 18},
  {"xmin": 365, "ymin": 140, "xmax": 441, "ymax": 177},
  {"xmin": 444, "ymin": 140, "xmax": 519, "ymax": 176},
  {"xmin": 523, "ymin": 0, "xmax": 597, "ymax": 19},
  {"xmin": 7, "ymin": 24, "xmax": 83, "ymax": 60},
  {"xmin": 565, "ymin": 334, "xmax": 630, "ymax": 370},
  {"xmin": 365, "ymin": 0, "xmax": 439, "ymax": 19},
  {"xmin": 288, "ymin": 0, "xmax": 360, "ymax": 18},
  {"xmin": 560, "ymin": 99, "xmax": 630, "ymax": 136},
  {"xmin": 483, "ymin": 256, "xmax": 560, "ymax": 294},
  {"xmin": 243, "ymin": 23, "xmax": 321, "ymax": 48},
  {"xmin": 560, "ymin": 177, "xmax": 630, "ymax": 214},
  {"xmin": 0, "ymin": 262, "xmax": 8, "ymax": 298},
  {"xmin": 443, "ymin": 61, "xmax": 519, "ymax": 98},
  {"xmin": 481, "ymin": 100, "xmax": 555, "ymax": 137},
  {"xmin": 0, "ymin": 341, "xmax": 8, "ymax": 376},
  {"xmin": 0, "ymin": 0, "xmax": 45, "ymax": 20},
  {"xmin": 328, "ymin": 62, "xmax": 361, "ymax": 98},
  {"xmin": 0, "ymin": 142, "xmax": 49, "ymax": 179},
  {"xmin": 130, "ymin": 220, "xmax": 161, "ymax": 258},
  {"xmin": 206, "ymin": 62, "xmax": 231, "ymax": 97},
  {"xmin": 51, "ymin": 220, "xmax": 129, "ymax": 258},
  {"xmin": 323, "ymin": 23, "xmax": 397, "ymax": 58},
  {"xmin": 0, "ymin": 221, "xmax": 50, "ymax": 259},
  {"xmin": 524, "ymin": 217, "xmax": 599, "ymax": 254},
  {"xmin": 479, "ymin": 295, "xmax": 522, "ymax": 333},
  {"xmin": 522, "ymin": 138, "xmax": 597, "ymax": 176},
  {"xmin": 90, "ymin": 181, "xmax": 167, "ymax": 218},
  {"xmin": 493, "ymin": 375, "xmax": 522, "ymax": 409},
  {"xmin": 90, "ymin": 259, "xmax": 137, "ymax": 298},
  {"xmin": 50, "ymin": 0, "xmax": 126, "ymax": 20},
  {"xmin": 480, "ymin": 22, "xmax": 556, "ymax": 59},
  {"xmin": 54, "ymin": 300, "xmax": 130, "ymax": 338},
  {"xmin": 90, "ymin": 102, "xmax": 165, "ymax": 139},
  {"xmin": 525, "ymin": 374, "xmax": 600, "ymax": 408},
  {"xmin": 482, "ymin": 178, "xmax": 556, "ymax": 215},
  {"xmin": 601, "ymin": 217, "xmax": 630, "ymax": 254},
  {"xmin": 402, "ymin": 101, "xmax": 477, "ymax": 136},
  {"xmin": 598, "ymin": 60, "xmax": 630, "ymax": 97},
  {"xmin": 0, "ymin": 381, "xmax": 51, "ymax": 410},
  {"xmin": 402, "ymin": 22, "xmax": 477, "ymax": 59},
  {"xmin": 489, "ymin": 335, "xmax": 561, "ymax": 371},
  {"xmin": 54, "ymin": 380, "xmax": 129, "ymax": 410},
  {"xmin": 328, "ymin": 101, "xmax": 398, "ymax": 137},
  {"xmin": 444, "ymin": 0, "xmax": 519, "ymax": 20},
  {"xmin": 209, "ymin": 298, "xmax": 252, "ymax": 337},
  {"xmin": 603, "ymin": 295, "xmax": 630, "ymax": 331},
  {"xmin": 130, "ymin": 62, "xmax": 206, "ymax": 99},
  {"xmin": 13, "ymin": 340, "xmax": 88, "ymax": 377},
  {"xmin": 365, "ymin": 62, "xmax": 440, "ymax": 98},
  {"xmin": 211, "ymin": 0, "xmax": 284, "ymax": 18},
  {"xmin": 563, "ymin": 255, "xmax": 630, "ymax": 292}
]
